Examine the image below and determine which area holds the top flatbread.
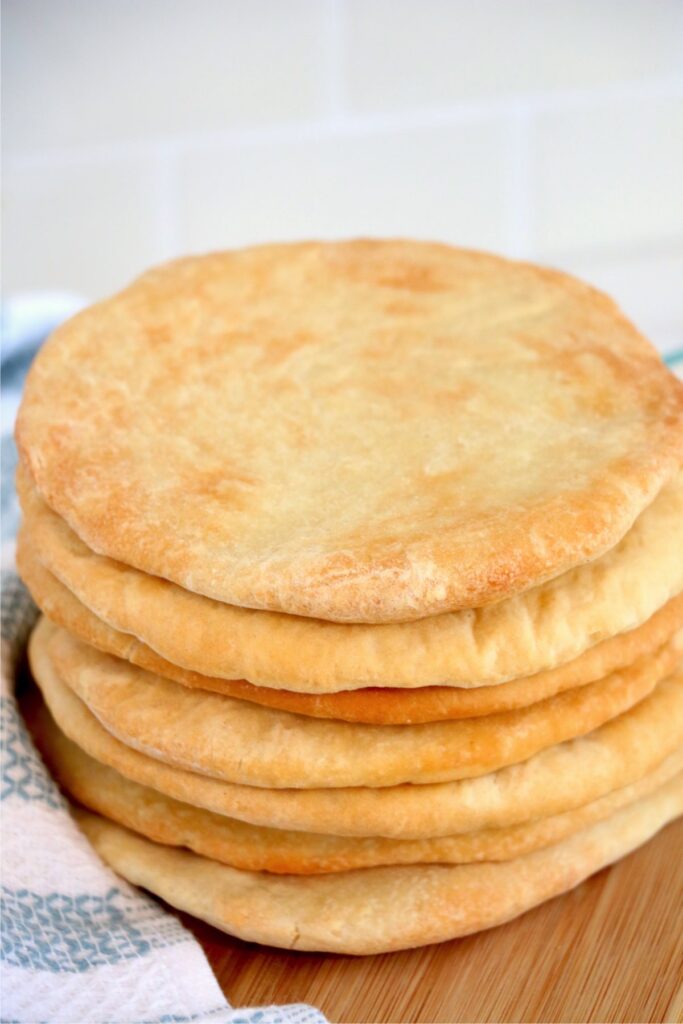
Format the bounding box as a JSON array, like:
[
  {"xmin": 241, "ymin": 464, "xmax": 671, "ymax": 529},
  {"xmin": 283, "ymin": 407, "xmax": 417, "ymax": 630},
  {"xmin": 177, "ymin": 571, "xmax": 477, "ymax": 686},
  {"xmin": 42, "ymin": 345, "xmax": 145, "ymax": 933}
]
[{"xmin": 16, "ymin": 241, "xmax": 683, "ymax": 622}]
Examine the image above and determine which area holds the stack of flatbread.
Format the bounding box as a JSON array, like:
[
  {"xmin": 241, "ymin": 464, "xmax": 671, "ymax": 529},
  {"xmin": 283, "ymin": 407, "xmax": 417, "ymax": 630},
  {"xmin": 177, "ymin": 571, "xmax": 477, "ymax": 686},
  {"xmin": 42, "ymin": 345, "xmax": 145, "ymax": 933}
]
[{"xmin": 15, "ymin": 240, "xmax": 683, "ymax": 955}]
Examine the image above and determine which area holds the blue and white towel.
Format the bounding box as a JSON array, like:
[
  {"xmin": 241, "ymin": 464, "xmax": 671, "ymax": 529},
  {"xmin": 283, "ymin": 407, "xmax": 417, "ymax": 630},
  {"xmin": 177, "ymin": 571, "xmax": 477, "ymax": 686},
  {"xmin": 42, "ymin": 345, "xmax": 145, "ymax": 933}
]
[{"xmin": 1, "ymin": 297, "xmax": 327, "ymax": 1024}]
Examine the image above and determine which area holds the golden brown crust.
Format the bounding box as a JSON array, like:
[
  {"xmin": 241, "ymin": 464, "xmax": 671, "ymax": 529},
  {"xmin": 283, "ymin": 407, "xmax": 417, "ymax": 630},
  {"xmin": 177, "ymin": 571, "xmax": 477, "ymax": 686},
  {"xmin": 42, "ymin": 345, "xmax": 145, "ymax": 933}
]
[
  {"xmin": 75, "ymin": 779, "xmax": 683, "ymax": 954},
  {"xmin": 17, "ymin": 466, "xmax": 683, "ymax": 692},
  {"xmin": 18, "ymin": 539, "xmax": 683, "ymax": 723},
  {"xmin": 16, "ymin": 241, "xmax": 683, "ymax": 622},
  {"xmin": 45, "ymin": 620, "xmax": 683, "ymax": 789},
  {"xmin": 28, "ymin": 692, "xmax": 683, "ymax": 875},
  {"xmin": 29, "ymin": 619, "xmax": 683, "ymax": 839}
]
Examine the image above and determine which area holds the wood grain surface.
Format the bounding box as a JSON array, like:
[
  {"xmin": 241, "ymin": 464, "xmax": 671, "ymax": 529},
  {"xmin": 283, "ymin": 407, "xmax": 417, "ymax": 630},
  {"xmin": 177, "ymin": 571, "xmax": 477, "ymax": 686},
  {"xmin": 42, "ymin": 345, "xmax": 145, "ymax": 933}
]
[{"xmin": 177, "ymin": 817, "xmax": 683, "ymax": 1024}]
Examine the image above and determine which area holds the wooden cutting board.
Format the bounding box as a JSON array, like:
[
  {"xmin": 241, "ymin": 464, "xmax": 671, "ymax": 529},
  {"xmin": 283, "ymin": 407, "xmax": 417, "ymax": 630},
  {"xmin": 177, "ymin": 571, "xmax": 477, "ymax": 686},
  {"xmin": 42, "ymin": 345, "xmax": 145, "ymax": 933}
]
[{"xmin": 180, "ymin": 817, "xmax": 683, "ymax": 1024}]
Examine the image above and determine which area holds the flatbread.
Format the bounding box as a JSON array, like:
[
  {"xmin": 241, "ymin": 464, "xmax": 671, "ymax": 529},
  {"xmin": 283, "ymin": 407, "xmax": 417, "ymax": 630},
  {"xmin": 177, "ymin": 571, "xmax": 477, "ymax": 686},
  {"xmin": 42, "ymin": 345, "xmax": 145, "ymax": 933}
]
[
  {"xmin": 30, "ymin": 625, "xmax": 683, "ymax": 838},
  {"xmin": 19, "ymin": 540, "xmax": 683, "ymax": 723},
  {"xmin": 29, "ymin": 692, "xmax": 683, "ymax": 874},
  {"xmin": 17, "ymin": 467, "xmax": 683, "ymax": 691},
  {"xmin": 16, "ymin": 241, "xmax": 683, "ymax": 623},
  {"xmin": 44, "ymin": 620, "xmax": 683, "ymax": 789},
  {"xmin": 75, "ymin": 778, "xmax": 683, "ymax": 954}
]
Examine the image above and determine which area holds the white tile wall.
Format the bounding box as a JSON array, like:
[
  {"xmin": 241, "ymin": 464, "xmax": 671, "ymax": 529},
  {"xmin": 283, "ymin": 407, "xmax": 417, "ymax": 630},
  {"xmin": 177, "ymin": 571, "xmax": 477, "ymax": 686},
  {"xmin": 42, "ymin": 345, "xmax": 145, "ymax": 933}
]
[
  {"xmin": 2, "ymin": 156, "xmax": 162, "ymax": 297},
  {"xmin": 177, "ymin": 117, "xmax": 509, "ymax": 253},
  {"xmin": 3, "ymin": 0, "xmax": 327, "ymax": 151},
  {"xmin": 3, "ymin": 0, "xmax": 682, "ymax": 354},
  {"xmin": 534, "ymin": 92, "xmax": 683, "ymax": 254},
  {"xmin": 345, "ymin": 0, "xmax": 683, "ymax": 110}
]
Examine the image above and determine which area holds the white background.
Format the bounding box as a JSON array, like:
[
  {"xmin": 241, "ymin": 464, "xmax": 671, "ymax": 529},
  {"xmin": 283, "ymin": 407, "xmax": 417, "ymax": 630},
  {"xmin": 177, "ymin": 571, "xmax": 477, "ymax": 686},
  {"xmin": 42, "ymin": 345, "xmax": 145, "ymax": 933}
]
[{"xmin": 3, "ymin": 0, "xmax": 682, "ymax": 355}]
